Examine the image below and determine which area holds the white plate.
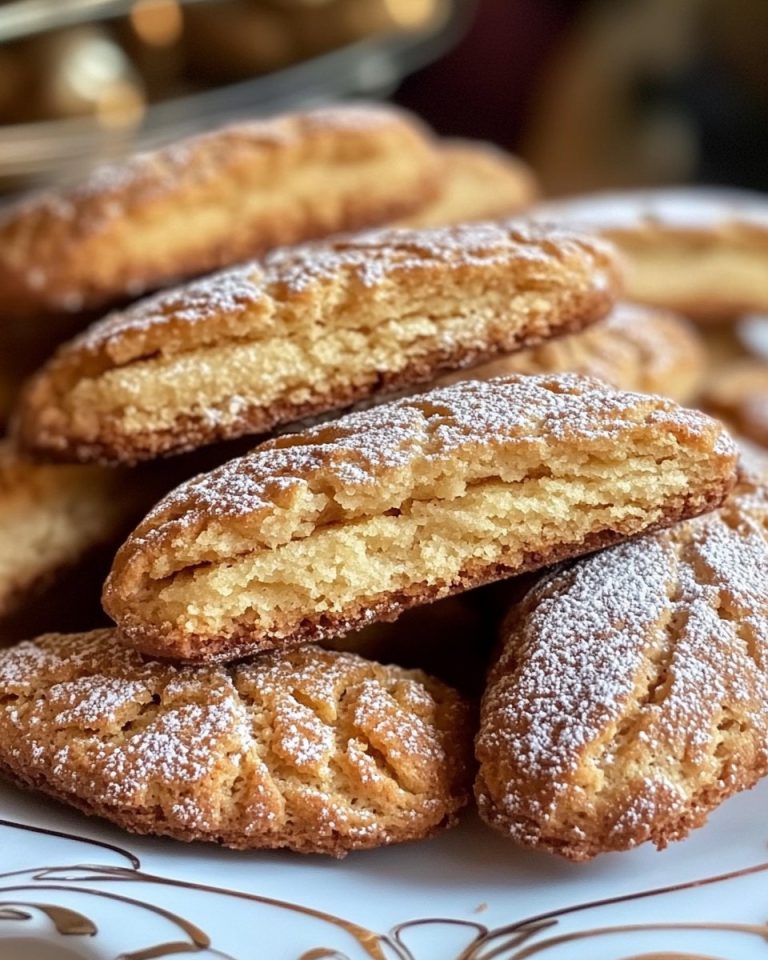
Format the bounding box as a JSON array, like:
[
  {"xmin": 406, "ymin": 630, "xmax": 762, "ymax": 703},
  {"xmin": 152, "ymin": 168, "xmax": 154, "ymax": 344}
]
[{"xmin": 1, "ymin": 775, "xmax": 768, "ymax": 959}]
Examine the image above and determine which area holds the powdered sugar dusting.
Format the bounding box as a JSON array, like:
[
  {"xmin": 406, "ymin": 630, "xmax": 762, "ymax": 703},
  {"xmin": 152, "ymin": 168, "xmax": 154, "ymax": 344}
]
[
  {"xmin": 0, "ymin": 631, "xmax": 469, "ymax": 851},
  {"xmin": 138, "ymin": 373, "xmax": 732, "ymax": 533},
  {"xmin": 478, "ymin": 467, "xmax": 768, "ymax": 847},
  {"xmin": 62, "ymin": 219, "xmax": 613, "ymax": 365},
  {"xmin": 0, "ymin": 103, "xmax": 409, "ymax": 234}
]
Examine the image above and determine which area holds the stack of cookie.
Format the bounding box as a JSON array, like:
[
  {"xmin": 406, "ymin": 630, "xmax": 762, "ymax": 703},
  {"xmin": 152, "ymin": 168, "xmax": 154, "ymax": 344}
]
[{"xmin": 0, "ymin": 101, "xmax": 765, "ymax": 862}]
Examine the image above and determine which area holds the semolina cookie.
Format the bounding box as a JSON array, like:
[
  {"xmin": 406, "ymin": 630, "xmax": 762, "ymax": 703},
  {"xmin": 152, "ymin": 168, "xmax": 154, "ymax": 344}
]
[
  {"xmin": 475, "ymin": 455, "xmax": 768, "ymax": 861},
  {"xmin": 103, "ymin": 374, "xmax": 737, "ymax": 663},
  {"xmin": 15, "ymin": 221, "xmax": 621, "ymax": 465},
  {"xmin": 0, "ymin": 442, "xmax": 131, "ymax": 621},
  {"xmin": 0, "ymin": 103, "xmax": 441, "ymax": 321},
  {"xmin": 0, "ymin": 631, "xmax": 473, "ymax": 856},
  {"xmin": 438, "ymin": 303, "xmax": 707, "ymax": 403},
  {"xmin": 700, "ymin": 359, "xmax": 768, "ymax": 449},
  {"xmin": 528, "ymin": 187, "xmax": 768, "ymax": 321},
  {"xmin": 398, "ymin": 140, "xmax": 538, "ymax": 228}
]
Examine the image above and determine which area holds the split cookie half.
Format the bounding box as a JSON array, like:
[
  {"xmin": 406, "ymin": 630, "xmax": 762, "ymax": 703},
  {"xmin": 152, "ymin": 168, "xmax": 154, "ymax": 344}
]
[
  {"xmin": 15, "ymin": 222, "xmax": 620, "ymax": 464},
  {"xmin": 476, "ymin": 455, "xmax": 768, "ymax": 860},
  {"xmin": 103, "ymin": 373, "xmax": 737, "ymax": 662},
  {"xmin": 0, "ymin": 631, "xmax": 472, "ymax": 856}
]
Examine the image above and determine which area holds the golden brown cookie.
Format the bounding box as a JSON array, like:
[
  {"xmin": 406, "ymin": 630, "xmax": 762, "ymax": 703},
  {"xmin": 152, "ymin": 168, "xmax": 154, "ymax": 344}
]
[
  {"xmin": 0, "ymin": 104, "xmax": 440, "ymax": 321},
  {"xmin": 15, "ymin": 221, "xmax": 620, "ymax": 464},
  {"xmin": 398, "ymin": 140, "xmax": 538, "ymax": 228},
  {"xmin": 0, "ymin": 631, "xmax": 472, "ymax": 856},
  {"xmin": 103, "ymin": 373, "xmax": 737, "ymax": 663},
  {"xmin": 529, "ymin": 187, "xmax": 768, "ymax": 320},
  {"xmin": 439, "ymin": 303, "xmax": 707, "ymax": 403},
  {"xmin": 476, "ymin": 458, "xmax": 768, "ymax": 861},
  {"xmin": 0, "ymin": 442, "xmax": 131, "ymax": 622},
  {"xmin": 700, "ymin": 360, "xmax": 768, "ymax": 449}
]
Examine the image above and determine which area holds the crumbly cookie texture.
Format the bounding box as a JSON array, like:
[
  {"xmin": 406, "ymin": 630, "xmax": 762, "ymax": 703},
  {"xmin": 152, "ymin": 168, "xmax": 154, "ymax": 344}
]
[
  {"xmin": 0, "ymin": 442, "xmax": 131, "ymax": 619},
  {"xmin": 700, "ymin": 360, "xmax": 768, "ymax": 449},
  {"xmin": 476, "ymin": 455, "xmax": 768, "ymax": 861},
  {"xmin": 438, "ymin": 303, "xmax": 706, "ymax": 403},
  {"xmin": 528, "ymin": 187, "xmax": 768, "ymax": 320},
  {"xmin": 14, "ymin": 221, "xmax": 621, "ymax": 464},
  {"xmin": 397, "ymin": 140, "xmax": 538, "ymax": 228},
  {"xmin": 103, "ymin": 373, "xmax": 737, "ymax": 663},
  {"xmin": 0, "ymin": 631, "xmax": 472, "ymax": 856},
  {"xmin": 0, "ymin": 103, "xmax": 440, "ymax": 321}
]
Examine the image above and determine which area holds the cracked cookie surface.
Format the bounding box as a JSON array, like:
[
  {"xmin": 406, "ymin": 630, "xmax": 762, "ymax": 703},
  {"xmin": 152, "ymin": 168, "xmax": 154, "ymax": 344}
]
[
  {"xmin": 476, "ymin": 455, "xmax": 768, "ymax": 860},
  {"xmin": 15, "ymin": 222, "xmax": 620, "ymax": 464},
  {"xmin": 0, "ymin": 630, "xmax": 472, "ymax": 855},
  {"xmin": 0, "ymin": 103, "xmax": 440, "ymax": 321},
  {"xmin": 103, "ymin": 373, "xmax": 737, "ymax": 663}
]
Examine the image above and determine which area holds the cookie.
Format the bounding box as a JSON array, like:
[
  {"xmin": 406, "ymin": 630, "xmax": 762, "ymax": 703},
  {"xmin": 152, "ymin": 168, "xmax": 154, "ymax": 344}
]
[
  {"xmin": 529, "ymin": 187, "xmax": 768, "ymax": 320},
  {"xmin": 700, "ymin": 360, "xmax": 768, "ymax": 449},
  {"xmin": 103, "ymin": 373, "xmax": 737, "ymax": 663},
  {"xmin": 475, "ymin": 457, "xmax": 768, "ymax": 860},
  {"xmin": 438, "ymin": 303, "xmax": 707, "ymax": 403},
  {"xmin": 0, "ymin": 443, "xmax": 131, "ymax": 621},
  {"xmin": 0, "ymin": 104, "xmax": 440, "ymax": 321},
  {"xmin": 15, "ymin": 221, "xmax": 620, "ymax": 464},
  {"xmin": 398, "ymin": 140, "xmax": 538, "ymax": 228},
  {"xmin": 0, "ymin": 631, "xmax": 472, "ymax": 856}
]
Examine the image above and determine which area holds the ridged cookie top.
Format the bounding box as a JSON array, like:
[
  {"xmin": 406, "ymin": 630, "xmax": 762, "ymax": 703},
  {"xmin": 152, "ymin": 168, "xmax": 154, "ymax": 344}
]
[
  {"xmin": 105, "ymin": 374, "xmax": 736, "ymax": 587},
  {"xmin": 23, "ymin": 221, "xmax": 620, "ymax": 379},
  {"xmin": 0, "ymin": 103, "xmax": 438, "ymax": 317},
  {"xmin": 0, "ymin": 630, "xmax": 471, "ymax": 854},
  {"xmin": 476, "ymin": 455, "xmax": 768, "ymax": 858},
  {"xmin": 530, "ymin": 187, "xmax": 768, "ymax": 239}
]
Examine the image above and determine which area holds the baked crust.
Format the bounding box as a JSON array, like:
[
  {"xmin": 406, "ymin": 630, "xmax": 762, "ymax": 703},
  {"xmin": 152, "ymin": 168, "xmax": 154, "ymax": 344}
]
[
  {"xmin": 103, "ymin": 373, "xmax": 737, "ymax": 663},
  {"xmin": 0, "ymin": 631, "xmax": 472, "ymax": 856},
  {"xmin": 438, "ymin": 303, "xmax": 707, "ymax": 403},
  {"xmin": 0, "ymin": 442, "xmax": 132, "ymax": 620},
  {"xmin": 475, "ymin": 455, "xmax": 768, "ymax": 860},
  {"xmin": 0, "ymin": 104, "xmax": 441, "ymax": 320},
  {"xmin": 700, "ymin": 359, "xmax": 768, "ymax": 449},
  {"xmin": 397, "ymin": 140, "xmax": 538, "ymax": 228},
  {"xmin": 14, "ymin": 221, "xmax": 621, "ymax": 464},
  {"xmin": 528, "ymin": 187, "xmax": 768, "ymax": 320}
]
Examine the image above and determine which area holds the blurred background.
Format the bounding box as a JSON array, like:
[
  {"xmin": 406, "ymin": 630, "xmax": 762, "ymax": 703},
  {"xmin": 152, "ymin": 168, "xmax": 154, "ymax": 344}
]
[{"xmin": 0, "ymin": 0, "xmax": 766, "ymax": 195}]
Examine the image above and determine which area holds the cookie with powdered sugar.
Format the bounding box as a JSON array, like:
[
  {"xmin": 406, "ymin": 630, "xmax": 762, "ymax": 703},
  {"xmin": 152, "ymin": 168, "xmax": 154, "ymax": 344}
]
[
  {"xmin": 528, "ymin": 187, "xmax": 768, "ymax": 321},
  {"xmin": 439, "ymin": 303, "xmax": 707, "ymax": 404},
  {"xmin": 14, "ymin": 221, "xmax": 620, "ymax": 464},
  {"xmin": 0, "ymin": 630, "xmax": 472, "ymax": 856},
  {"xmin": 476, "ymin": 454, "xmax": 768, "ymax": 860},
  {"xmin": 0, "ymin": 103, "xmax": 441, "ymax": 322},
  {"xmin": 103, "ymin": 373, "xmax": 737, "ymax": 663}
]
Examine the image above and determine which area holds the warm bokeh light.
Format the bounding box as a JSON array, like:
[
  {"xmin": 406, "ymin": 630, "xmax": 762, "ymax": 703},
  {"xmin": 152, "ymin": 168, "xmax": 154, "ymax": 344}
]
[
  {"xmin": 129, "ymin": 0, "xmax": 184, "ymax": 48},
  {"xmin": 383, "ymin": 0, "xmax": 438, "ymax": 29}
]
